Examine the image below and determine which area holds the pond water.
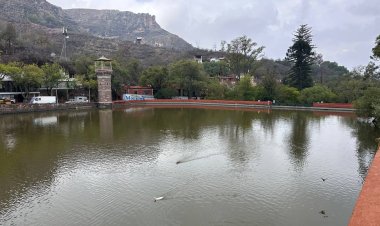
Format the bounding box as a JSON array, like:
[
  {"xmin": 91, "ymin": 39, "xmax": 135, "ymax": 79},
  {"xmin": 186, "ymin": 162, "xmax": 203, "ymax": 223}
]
[{"xmin": 0, "ymin": 108, "xmax": 379, "ymax": 226}]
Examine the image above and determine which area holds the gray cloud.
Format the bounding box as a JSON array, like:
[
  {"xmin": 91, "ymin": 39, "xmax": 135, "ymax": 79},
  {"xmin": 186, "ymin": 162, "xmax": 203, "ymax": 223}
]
[{"xmin": 47, "ymin": 0, "xmax": 379, "ymax": 68}]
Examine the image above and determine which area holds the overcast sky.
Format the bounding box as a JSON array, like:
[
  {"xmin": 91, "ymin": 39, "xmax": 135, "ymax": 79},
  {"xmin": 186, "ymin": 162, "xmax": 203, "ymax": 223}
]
[{"xmin": 47, "ymin": 0, "xmax": 379, "ymax": 69}]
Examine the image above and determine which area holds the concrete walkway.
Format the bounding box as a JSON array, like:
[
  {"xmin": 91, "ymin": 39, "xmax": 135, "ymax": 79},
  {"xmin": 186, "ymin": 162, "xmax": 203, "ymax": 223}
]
[{"xmin": 349, "ymin": 145, "xmax": 380, "ymax": 226}]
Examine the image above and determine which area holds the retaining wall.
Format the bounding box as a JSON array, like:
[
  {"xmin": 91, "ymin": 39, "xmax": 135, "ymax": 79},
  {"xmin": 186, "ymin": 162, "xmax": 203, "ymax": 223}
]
[
  {"xmin": 0, "ymin": 103, "xmax": 96, "ymax": 114},
  {"xmin": 349, "ymin": 145, "xmax": 380, "ymax": 226}
]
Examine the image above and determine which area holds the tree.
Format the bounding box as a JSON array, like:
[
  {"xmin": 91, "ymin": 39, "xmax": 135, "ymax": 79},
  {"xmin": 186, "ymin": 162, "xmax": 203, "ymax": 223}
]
[
  {"xmin": 372, "ymin": 35, "xmax": 380, "ymax": 60},
  {"xmin": 169, "ymin": 60, "xmax": 207, "ymax": 98},
  {"xmin": 11, "ymin": 64, "xmax": 44, "ymax": 99},
  {"xmin": 203, "ymin": 61, "xmax": 229, "ymax": 77},
  {"xmin": 276, "ymin": 85, "xmax": 300, "ymax": 105},
  {"xmin": 1, "ymin": 23, "xmax": 17, "ymax": 55},
  {"xmin": 76, "ymin": 74, "xmax": 97, "ymax": 102},
  {"xmin": 41, "ymin": 63, "xmax": 63, "ymax": 96},
  {"xmin": 112, "ymin": 61, "xmax": 129, "ymax": 98},
  {"xmin": 226, "ymin": 75, "xmax": 255, "ymax": 100},
  {"xmin": 284, "ymin": 24, "xmax": 316, "ymax": 90},
  {"xmin": 363, "ymin": 62, "xmax": 380, "ymax": 81},
  {"xmin": 139, "ymin": 66, "xmax": 168, "ymax": 92},
  {"xmin": 205, "ymin": 79, "xmax": 228, "ymax": 100},
  {"xmin": 221, "ymin": 35, "xmax": 264, "ymax": 80},
  {"xmin": 355, "ymin": 87, "xmax": 380, "ymax": 126},
  {"xmin": 259, "ymin": 74, "xmax": 278, "ymax": 101},
  {"xmin": 126, "ymin": 59, "xmax": 142, "ymax": 86}
]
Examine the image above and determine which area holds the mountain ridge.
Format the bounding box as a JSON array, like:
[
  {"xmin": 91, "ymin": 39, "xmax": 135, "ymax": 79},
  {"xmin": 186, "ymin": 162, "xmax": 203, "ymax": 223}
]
[{"xmin": 0, "ymin": 0, "xmax": 192, "ymax": 51}]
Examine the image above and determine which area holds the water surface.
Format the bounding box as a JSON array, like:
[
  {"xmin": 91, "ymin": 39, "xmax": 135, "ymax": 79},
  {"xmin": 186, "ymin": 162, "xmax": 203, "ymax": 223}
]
[{"xmin": 0, "ymin": 108, "xmax": 379, "ymax": 226}]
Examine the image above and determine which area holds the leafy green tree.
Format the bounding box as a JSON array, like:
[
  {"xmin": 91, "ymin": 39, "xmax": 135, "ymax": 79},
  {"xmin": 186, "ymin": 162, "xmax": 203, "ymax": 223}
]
[
  {"xmin": 126, "ymin": 59, "xmax": 142, "ymax": 86},
  {"xmin": 363, "ymin": 62, "xmax": 380, "ymax": 81},
  {"xmin": 169, "ymin": 60, "xmax": 207, "ymax": 98},
  {"xmin": 259, "ymin": 75, "xmax": 278, "ymax": 101},
  {"xmin": 41, "ymin": 63, "xmax": 63, "ymax": 96},
  {"xmin": 221, "ymin": 35, "xmax": 264, "ymax": 80},
  {"xmin": 226, "ymin": 75, "xmax": 255, "ymax": 100},
  {"xmin": 298, "ymin": 85, "xmax": 337, "ymax": 105},
  {"xmin": 76, "ymin": 74, "xmax": 97, "ymax": 102},
  {"xmin": 112, "ymin": 61, "xmax": 129, "ymax": 98},
  {"xmin": 354, "ymin": 87, "xmax": 380, "ymax": 126},
  {"xmin": 74, "ymin": 56, "xmax": 94, "ymax": 75},
  {"xmin": 284, "ymin": 24, "xmax": 316, "ymax": 90},
  {"xmin": 139, "ymin": 66, "xmax": 168, "ymax": 92},
  {"xmin": 203, "ymin": 61, "xmax": 229, "ymax": 77},
  {"xmin": 372, "ymin": 35, "xmax": 380, "ymax": 60},
  {"xmin": 333, "ymin": 79, "xmax": 371, "ymax": 103},
  {"xmin": 205, "ymin": 79, "xmax": 228, "ymax": 100},
  {"xmin": 155, "ymin": 88, "xmax": 177, "ymax": 99},
  {"xmin": 11, "ymin": 64, "xmax": 44, "ymax": 99}
]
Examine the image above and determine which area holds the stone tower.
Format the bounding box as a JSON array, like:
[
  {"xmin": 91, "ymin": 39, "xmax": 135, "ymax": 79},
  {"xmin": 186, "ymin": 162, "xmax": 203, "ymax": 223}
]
[{"xmin": 95, "ymin": 56, "xmax": 113, "ymax": 107}]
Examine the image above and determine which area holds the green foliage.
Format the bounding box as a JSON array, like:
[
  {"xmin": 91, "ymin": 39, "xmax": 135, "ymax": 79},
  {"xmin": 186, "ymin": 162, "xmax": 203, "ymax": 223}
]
[
  {"xmin": 112, "ymin": 61, "xmax": 129, "ymax": 96},
  {"xmin": 169, "ymin": 60, "xmax": 207, "ymax": 98},
  {"xmin": 332, "ymin": 79, "xmax": 371, "ymax": 103},
  {"xmin": 226, "ymin": 76, "xmax": 255, "ymax": 100},
  {"xmin": 139, "ymin": 66, "xmax": 168, "ymax": 91},
  {"xmin": 126, "ymin": 59, "xmax": 143, "ymax": 86},
  {"xmin": 205, "ymin": 79, "xmax": 228, "ymax": 100},
  {"xmin": 41, "ymin": 63, "xmax": 63, "ymax": 95},
  {"xmin": 221, "ymin": 35, "xmax": 264, "ymax": 80},
  {"xmin": 276, "ymin": 85, "xmax": 300, "ymax": 105},
  {"xmin": 355, "ymin": 87, "xmax": 380, "ymax": 126},
  {"xmin": 372, "ymin": 35, "xmax": 380, "ymax": 61},
  {"xmin": 258, "ymin": 75, "xmax": 278, "ymax": 101},
  {"xmin": 203, "ymin": 61, "xmax": 229, "ymax": 77},
  {"xmin": 299, "ymin": 85, "xmax": 337, "ymax": 105},
  {"xmin": 285, "ymin": 24, "xmax": 315, "ymax": 90},
  {"xmin": 155, "ymin": 88, "xmax": 177, "ymax": 99}
]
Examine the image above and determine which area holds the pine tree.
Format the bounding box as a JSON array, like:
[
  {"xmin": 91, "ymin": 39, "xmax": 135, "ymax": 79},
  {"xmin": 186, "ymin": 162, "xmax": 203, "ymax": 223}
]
[{"xmin": 284, "ymin": 24, "xmax": 315, "ymax": 90}]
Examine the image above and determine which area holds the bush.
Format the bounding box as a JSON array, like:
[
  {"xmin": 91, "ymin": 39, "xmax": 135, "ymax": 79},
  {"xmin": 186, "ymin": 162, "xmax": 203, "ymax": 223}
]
[
  {"xmin": 299, "ymin": 85, "xmax": 337, "ymax": 105},
  {"xmin": 276, "ymin": 85, "xmax": 300, "ymax": 105},
  {"xmin": 155, "ymin": 88, "xmax": 177, "ymax": 99}
]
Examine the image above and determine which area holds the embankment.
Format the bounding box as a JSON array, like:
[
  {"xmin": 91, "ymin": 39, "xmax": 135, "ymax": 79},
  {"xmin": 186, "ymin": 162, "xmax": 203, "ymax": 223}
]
[
  {"xmin": 349, "ymin": 144, "xmax": 380, "ymax": 226},
  {"xmin": 0, "ymin": 103, "xmax": 96, "ymax": 115}
]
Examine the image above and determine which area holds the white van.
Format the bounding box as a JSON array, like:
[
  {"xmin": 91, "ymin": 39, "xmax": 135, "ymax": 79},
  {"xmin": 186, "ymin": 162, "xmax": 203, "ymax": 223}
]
[
  {"xmin": 30, "ymin": 96, "xmax": 57, "ymax": 104},
  {"xmin": 65, "ymin": 96, "xmax": 89, "ymax": 103}
]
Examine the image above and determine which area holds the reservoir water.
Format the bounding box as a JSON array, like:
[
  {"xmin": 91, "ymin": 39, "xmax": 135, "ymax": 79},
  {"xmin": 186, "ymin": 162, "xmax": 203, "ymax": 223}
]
[{"xmin": 0, "ymin": 108, "xmax": 379, "ymax": 226}]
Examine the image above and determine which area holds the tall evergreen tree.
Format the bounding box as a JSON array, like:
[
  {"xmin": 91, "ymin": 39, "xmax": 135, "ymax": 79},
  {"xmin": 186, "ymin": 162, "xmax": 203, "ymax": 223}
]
[
  {"xmin": 284, "ymin": 24, "xmax": 315, "ymax": 90},
  {"xmin": 373, "ymin": 35, "xmax": 380, "ymax": 60}
]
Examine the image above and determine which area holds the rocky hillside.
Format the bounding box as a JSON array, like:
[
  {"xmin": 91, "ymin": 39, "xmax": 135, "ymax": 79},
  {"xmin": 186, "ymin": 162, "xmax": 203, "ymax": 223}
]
[
  {"xmin": 65, "ymin": 9, "xmax": 192, "ymax": 50},
  {"xmin": 0, "ymin": 0, "xmax": 192, "ymax": 51}
]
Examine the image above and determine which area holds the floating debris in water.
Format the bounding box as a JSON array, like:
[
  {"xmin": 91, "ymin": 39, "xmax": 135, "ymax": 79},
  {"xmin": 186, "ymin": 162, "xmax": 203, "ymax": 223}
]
[
  {"xmin": 176, "ymin": 152, "xmax": 223, "ymax": 165},
  {"xmin": 154, "ymin": 197, "xmax": 164, "ymax": 202},
  {"xmin": 321, "ymin": 178, "xmax": 327, "ymax": 182}
]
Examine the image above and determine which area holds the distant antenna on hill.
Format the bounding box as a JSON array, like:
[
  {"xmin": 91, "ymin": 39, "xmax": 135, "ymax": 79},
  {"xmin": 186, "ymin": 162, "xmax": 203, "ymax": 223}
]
[{"xmin": 60, "ymin": 27, "xmax": 69, "ymax": 61}]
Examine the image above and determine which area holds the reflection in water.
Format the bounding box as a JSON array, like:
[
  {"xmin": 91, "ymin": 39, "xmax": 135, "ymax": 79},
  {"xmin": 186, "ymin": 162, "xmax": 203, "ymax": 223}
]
[
  {"xmin": 342, "ymin": 118, "xmax": 380, "ymax": 181},
  {"xmin": 99, "ymin": 110, "xmax": 114, "ymax": 142},
  {"xmin": 287, "ymin": 112, "xmax": 310, "ymax": 169},
  {"xmin": 33, "ymin": 116, "xmax": 58, "ymax": 126},
  {"xmin": 0, "ymin": 108, "xmax": 379, "ymax": 226}
]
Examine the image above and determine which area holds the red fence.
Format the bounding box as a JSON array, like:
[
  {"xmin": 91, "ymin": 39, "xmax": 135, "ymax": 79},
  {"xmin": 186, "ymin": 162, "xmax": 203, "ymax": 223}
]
[
  {"xmin": 114, "ymin": 99, "xmax": 272, "ymax": 106},
  {"xmin": 312, "ymin": 103, "xmax": 353, "ymax": 109}
]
